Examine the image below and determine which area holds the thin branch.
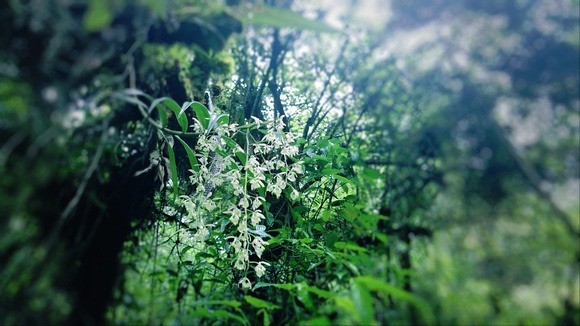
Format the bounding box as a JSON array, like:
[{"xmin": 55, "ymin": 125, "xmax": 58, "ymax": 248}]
[{"xmin": 491, "ymin": 120, "xmax": 579, "ymax": 238}]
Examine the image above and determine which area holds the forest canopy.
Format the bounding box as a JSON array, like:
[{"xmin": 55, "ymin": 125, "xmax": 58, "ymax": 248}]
[{"xmin": 0, "ymin": 0, "xmax": 578, "ymax": 325}]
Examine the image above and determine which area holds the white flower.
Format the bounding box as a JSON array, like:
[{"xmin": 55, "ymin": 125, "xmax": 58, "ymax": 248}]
[
  {"xmin": 232, "ymin": 179, "xmax": 244, "ymax": 196},
  {"xmin": 292, "ymin": 162, "xmax": 304, "ymax": 174},
  {"xmin": 239, "ymin": 277, "xmax": 252, "ymax": 289},
  {"xmin": 284, "ymin": 132, "xmax": 295, "ymax": 143},
  {"xmin": 252, "ymin": 197, "xmax": 264, "ymax": 210},
  {"xmin": 184, "ymin": 200, "xmax": 195, "ymax": 215},
  {"xmin": 231, "ymin": 237, "xmax": 242, "ymax": 251},
  {"xmin": 252, "ymin": 237, "xmax": 267, "ymax": 258},
  {"xmin": 250, "ymin": 210, "xmax": 265, "ymax": 226},
  {"xmin": 234, "ymin": 257, "xmax": 246, "ymax": 270},
  {"xmin": 201, "ymin": 199, "xmax": 216, "ymax": 212},
  {"xmin": 228, "ymin": 206, "xmax": 242, "ymax": 225},
  {"xmin": 237, "ymin": 220, "xmax": 248, "ymax": 233},
  {"xmin": 239, "ymin": 196, "xmax": 250, "ymax": 209},
  {"xmin": 275, "ymin": 175, "xmax": 287, "ymax": 190},
  {"xmin": 250, "ymin": 177, "xmax": 264, "ymax": 190},
  {"xmin": 290, "ymin": 188, "xmax": 299, "ymax": 201},
  {"xmin": 281, "ymin": 145, "xmax": 299, "ymax": 157},
  {"xmin": 254, "ymin": 261, "xmax": 270, "ymax": 278},
  {"xmin": 251, "ymin": 116, "xmax": 262, "ymax": 127},
  {"xmin": 267, "ymin": 184, "xmax": 282, "ymax": 198}
]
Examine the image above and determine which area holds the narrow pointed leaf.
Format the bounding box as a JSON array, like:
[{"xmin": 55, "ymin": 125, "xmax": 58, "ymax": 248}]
[
  {"xmin": 192, "ymin": 102, "xmax": 210, "ymax": 130},
  {"xmin": 166, "ymin": 137, "xmax": 179, "ymax": 199},
  {"xmin": 176, "ymin": 135, "xmax": 200, "ymax": 172}
]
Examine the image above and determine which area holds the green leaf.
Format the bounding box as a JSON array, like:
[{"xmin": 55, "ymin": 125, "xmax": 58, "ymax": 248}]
[
  {"xmin": 352, "ymin": 280, "xmax": 374, "ymax": 325},
  {"xmin": 192, "ymin": 102, "xmax": 210, "ymax": 130},
  {"xmin": 208, "ymin": 114, "xmax": 230, "ymax": 132},
  {"xmin": 244, "ymin": 6, "xmax": 338, "ymax": 33},
  {"xmin": 178, "ymin": 100, "xmax": 193, "ymax": 117},
  {"xmin": 138, "ymin": 0, "xmax": 167, "ymax": 17},
  {"xmin": 362, "ymin": 167, "xmax": 383, "ymax": 180},
  {"xmin": 321, "ymin": 168, "xmax": 341, "ymax": 175},
  {"xmin": 253, "ymin": 282, "xmax": 296, "ymax": 291},
  {"xmin": 354, "ymin": 276, "xmax": 435, "ymax": 324},
  {"xmin": 236, "ymin": 151, "xmax": 247, "ymax": 166},
  {"xmin": 216, "ymin": 114, "xmax": 230, "ymax": 126},
  {"xmin": 300, "ymin": 316, "xmax": 332, "ymax": 326},
  {"xmin": 149, "ymin": 97, "xmax": 171, "ymax": 127},
  {"xmin": 297, "ymin": 287, "xmax": 314, "ymax": 309},
  {"xmin": 156, "ymin": 106, "xmax": 168, "ymax": 128},
  {"xmin": 190, "ymin": 308, "xmax": 247, "ymax": 324},
  {"xmin": 261, "ymin": 308, "xmax": 271, "ymax": 326},
  {"xmin": 207, "ymin": 300, "xmax": 242, "ymax": 308},
  {"xmin": 180, "ymin": 245, "xmax": 194, "ymax": 256},
  {"xmin": 165, "ymin": 98, "xmax": 189, "ymax": 133},
  {"xmin": 244, "ymin": 295, "xmax": 279, "ymax": 310},
  {"xmin": 166, "ymin": 137, "xmax": 179, "ymax": 199},
  {"xmin": 334, "ymin": 174, "xmax": 353, "ymax": 184},
  {"xmin": 148, "ymin": 97, "xmax": 188, "ymax": 132},
  {"xmin": 305, "ymin": 285, "xmax": 335, "ymax": 299},
  {"xmin": 175, "ymin": 136, "xmax": 200, "ymax": 172},
  {"xmin": 83, "ymin": 0, "xmax": 113, "ymax": 32},
  {"xmin": 334, "ymin": 296, "xmax": 355, "ymax": 315},
  {"xmin": 334, "ymin": 241, "xmax": 368, "ymax": 253}
]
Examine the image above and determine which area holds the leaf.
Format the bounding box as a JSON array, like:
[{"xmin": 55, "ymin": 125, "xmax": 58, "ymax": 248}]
[
  {"xmin": 245, "ymin": 6, "xmax": 338, "ymax": 33},
  {"xmin": 354, "ymin": 276, "xmax": 435, "ymax": 324},
  {"xmin": 300, "ymin": 316, "xmax": 332, "ymax": 326},
  {"xmin": 305, "ymin": 285, "xmax": 335, "ymax": 299},
  {"xmin": 334, "ymin": 296, "xmax": 355, "ymax": 315},
  {"xmin": 362, "ymin": 167, "xmax": 383, "ymax": 180},
  {"xmin": 157, "ymin": 98, "xmax": 189, "ymax": 133},
  {"xmin": 354, "ymin": 276, "xmax": 414, "ymax": 301},
  {"xmin": 179, "ymin": 101, "xmax": 192, "ymax": 116},
  {"xmin": 208, "ymin": 300, "xmax": 242, "ymax": 308},
  {"xmin": 208, "ymin": 114, "xmax": 230, "ymax": 132},
  {"xmin": 166, "ymin": 137, "xmax": 179, "ymax": 199},
  {"xmin": 334, "ymin": 241, "xmax": 368, "ymax": 253},
  {"xmin": 139, "ymin": 0, "xmax": 167, "ymax": 17},
  {"xmin": 236, "ymin": 151, "xmax": 247, "ymax": 166},
  {"xmin": 261, "ymin": 308, "xmax": 271, "ymax": 326},
  {"xmin": 352, "ymin": 280, "xmax": 374, "ymax": 325},
  {"xmin": 156, "ymin": 106, "xmax": 168, "ymax": 128},
  {"xmin": 216, "ymin": 114, "xmax": 230, "ymax": 126},
  {"xmin": 181, "ymin": 245, "xmax": 194, "ymax": 256},
  {"xmin": 83, "ymin": 0, "xmax": 113, "ymax": 32},
  {"xmin": 321, "ymin": 168, "xmax": 341, "ymax": 175},
  {"xmin": 149, "ymin": 97, "xmax": 173, "ymax": 127},
  {"xmin": 244, "ymin": 295, "xmax": 279, "ymax": 310},
  {"xmin": 192, "ymin": 102, "xmax": 210, "ymax": 130},
  {"xmin": 190, "ymin": 308, "xmax": 247, "ymax": 324},
  {"xmin": 333, "ymin": 174, "xmax": 353, "ymax": 184},
  {"xmin": 296, "ymin": 287, "xmax": 314, "ymax": 309},
  {"xmin": 253, "ymin": 282, "xmax": 295, "ymax": 291},
  {"xmin": 222, "ymin": 136, "xmax": 242, "ymax": 151},
  {"xmin": 175, "ymin": 136, "xmax": 200, "ymax": 172}
]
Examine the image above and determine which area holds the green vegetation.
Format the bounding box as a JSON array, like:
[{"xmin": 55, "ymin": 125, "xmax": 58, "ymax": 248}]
[{"xmin": 1, "ymin": 0, "xmax": 578, "ymax": 325}]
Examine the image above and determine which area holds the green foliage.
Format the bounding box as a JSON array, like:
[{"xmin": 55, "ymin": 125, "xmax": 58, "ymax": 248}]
[
  {"xmin": 1, "ymin": 0, "xmax": 577, "ymax": 325},
  {"xmin": 241, "ymin": 5, "xmax": 338, "ymax": 33}
]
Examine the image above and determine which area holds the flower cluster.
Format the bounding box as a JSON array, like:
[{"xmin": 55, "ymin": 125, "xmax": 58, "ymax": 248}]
[{"xmin": 182, "ymin": 116, "xmax": 303, "ymax": 290}]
